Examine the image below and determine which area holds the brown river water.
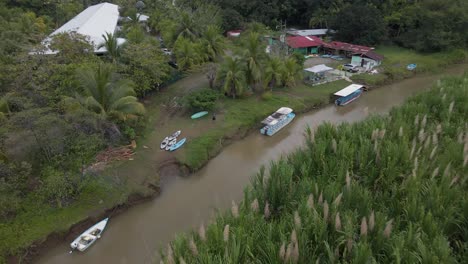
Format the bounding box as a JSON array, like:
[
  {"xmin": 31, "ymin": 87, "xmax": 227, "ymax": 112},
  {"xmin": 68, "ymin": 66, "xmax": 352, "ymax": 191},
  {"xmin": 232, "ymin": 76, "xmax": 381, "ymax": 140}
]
[{"xmin": 37, "ymin": 65, "xmax": 467, "ymax": 264}]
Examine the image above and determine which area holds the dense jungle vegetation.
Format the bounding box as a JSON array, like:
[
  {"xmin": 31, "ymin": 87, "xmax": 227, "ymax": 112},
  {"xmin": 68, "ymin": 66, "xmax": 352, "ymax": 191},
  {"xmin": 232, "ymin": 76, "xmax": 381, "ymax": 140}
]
[
  {"xmin": 162, "ymin": 74, "xmax": 468, "ymax": 263},
  {"xmin": 0, "ymin": 0, "xmax": 467, "ymax": 261}
]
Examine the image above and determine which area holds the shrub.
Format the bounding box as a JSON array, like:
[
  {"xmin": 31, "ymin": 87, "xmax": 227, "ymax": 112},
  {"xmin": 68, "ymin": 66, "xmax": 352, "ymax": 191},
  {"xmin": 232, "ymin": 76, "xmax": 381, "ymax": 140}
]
[{"xmin": 185, "ymin": 89, "xmax": 219, "ymax": 112}]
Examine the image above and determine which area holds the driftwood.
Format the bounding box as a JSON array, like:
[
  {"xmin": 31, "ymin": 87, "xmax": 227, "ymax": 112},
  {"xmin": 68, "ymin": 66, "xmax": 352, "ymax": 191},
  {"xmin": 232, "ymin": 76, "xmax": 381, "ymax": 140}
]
[{"xmin": 95, "ymin": 140, "xmax": 136, "ymax": 163}]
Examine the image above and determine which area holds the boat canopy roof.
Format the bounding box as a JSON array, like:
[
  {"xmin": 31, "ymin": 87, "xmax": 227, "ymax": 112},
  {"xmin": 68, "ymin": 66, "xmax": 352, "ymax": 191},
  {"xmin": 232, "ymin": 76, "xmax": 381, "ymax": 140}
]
[
  {"xmin": 334, "ymin": 84, "xmax": 364, "ymax": 97},
  {"xmin": 261, "ymin": 107, "xmax": 293, "ymax": 125},
  {"xmin": 276, "ymin": 107, "xmax": 293, "ymax": 115}
]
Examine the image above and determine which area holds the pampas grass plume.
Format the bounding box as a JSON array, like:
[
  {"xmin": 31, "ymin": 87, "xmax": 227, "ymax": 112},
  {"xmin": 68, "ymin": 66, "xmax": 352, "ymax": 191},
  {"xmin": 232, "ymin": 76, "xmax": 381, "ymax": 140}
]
[
  {"xmin": 307, "ymin": 194, "xmax": 315, "ymax": 210},
  {"xmin": 290, "ymin": 229, "xmax": 297, "ymax": 245},
  {"xmin": 198, "ymin": 223, "xmax": 206, "ymax": 241},
  {"xmin": 223, "ymin": 224, "xmax": 230, "ymax": 242},
  {"xmin": 360, "ymin": 217, "xmax": 368, "ymax": 236},
  {"xmin": 285, "ymin": 242, "xmax": 293, "ymax": 262},
  {"xmin": 279, "ymin": 242, "xmax": 285, "ymax": 261},
  {"xmin": 399, "ymin": 126, "xmax": 403, "ymax": 137},
  {"xmin": 264, "ymin": 201, "xmax": 271, "ymax": 219},
  {"xmin": 179, "ymin": 257, "xmax": 187, "ymax": 264},
  {"xmin": 231, "ymin": 201, "xmax": 239, "ymax": 218},
  {"xmin": 346, "ymin": 171, "xmax": 351, "ymax": 190},
  {"xmin": 318, "ymin": 191, "xmax": 323, "ymax": 205},
  {"xmin": 335, "ymin": 212, "xmax": 342, "ymax": 231},
  {"xmin": 189, "ymin": 237, "xmax": 198, "ymax": 256},
  {"xmin": 251, "ymin": 198, "xmax": 259, "ymax": 213},
  {"xmin": 323, "ymin": 200, "xmax": 329, "ymax": 222},
  {"xmin": 369, "ymin": 211, "xmax": 375, "ymax": 231},
  {"xmin": 430, "ymin": 146, "xmax": 437, "ymax": 160},
  {"xmin": 449, "ymin": 101, "xmax": 454, "ymax": 114},
  {"xmin": 383, "ymin": 219, "xmax": 393, "ymax": 238},
  {"xmin": 333, "ymin": 193, "xmax": 343, "ymax": 207},
  {"xmin": 294, "ymin": 211, "xmax": 301, "ymax": 229},
  {"xmin": 292, "ymin": 242, "xmax": 299, "ymax": 263}
]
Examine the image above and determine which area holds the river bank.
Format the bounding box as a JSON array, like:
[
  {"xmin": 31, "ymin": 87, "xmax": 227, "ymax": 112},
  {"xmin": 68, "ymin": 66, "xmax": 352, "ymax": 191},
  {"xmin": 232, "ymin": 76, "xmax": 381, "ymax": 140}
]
[
  {"xmin": 5, "ymin": 56, "xmax": 467, "ymax": 263},
  {"xmin": 34, "ymin": 63, "xmax": 468, "ymax": 264}
]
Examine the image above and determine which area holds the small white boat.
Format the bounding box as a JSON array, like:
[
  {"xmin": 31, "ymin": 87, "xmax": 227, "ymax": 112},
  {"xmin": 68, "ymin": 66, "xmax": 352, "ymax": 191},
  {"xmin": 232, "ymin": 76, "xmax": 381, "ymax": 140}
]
[
  {"xmin": 160, "ymin": 137, "xmax": 169, "ymax": 149},
  {"xmin": 70, "ymin": 218, "xmax": 108, "ymax": 252},
  {"xmin": 165, "ymin": 138, "xmax": 177, "ymax": 151},
  {"xmin": 170, "ymin": 130, "xmax": 181, "ymax": 138}
]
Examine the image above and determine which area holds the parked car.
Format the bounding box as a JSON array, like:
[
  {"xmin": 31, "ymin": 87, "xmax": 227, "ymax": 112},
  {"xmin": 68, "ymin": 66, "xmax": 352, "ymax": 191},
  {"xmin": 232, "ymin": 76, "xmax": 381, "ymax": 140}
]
[
  {"xmin": 161, "ymin": 48, "xmax": 172, "ymax": 56},
  {"xmin": 342, "ymin": 64, "xmax": 359, "ymax": 73}
]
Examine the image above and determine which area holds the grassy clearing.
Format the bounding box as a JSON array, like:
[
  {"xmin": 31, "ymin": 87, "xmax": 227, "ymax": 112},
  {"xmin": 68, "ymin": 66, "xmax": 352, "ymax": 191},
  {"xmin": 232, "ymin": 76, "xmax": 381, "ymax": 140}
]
[
  {"xmin": 162, "ymin": 74, "xmax": 468, "ymax": 263},
  {"xmin": 177, "ymin": 80, "xmax": 349, "ymax": 170},
  {"xmin": 351, "ymin": 46, "xmax": 467, "ymax": 86}
]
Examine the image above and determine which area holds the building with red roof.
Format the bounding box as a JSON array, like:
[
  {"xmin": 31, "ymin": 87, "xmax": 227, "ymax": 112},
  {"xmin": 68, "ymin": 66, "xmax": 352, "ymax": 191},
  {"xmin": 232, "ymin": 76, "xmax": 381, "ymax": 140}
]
[{"xmin": 286, "ymin": 36, "xmax": 323, "ymax": 55}]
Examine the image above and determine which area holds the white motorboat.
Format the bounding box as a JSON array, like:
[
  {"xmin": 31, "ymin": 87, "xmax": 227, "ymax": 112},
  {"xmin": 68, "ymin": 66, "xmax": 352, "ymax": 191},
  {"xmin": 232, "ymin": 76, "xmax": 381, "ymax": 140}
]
[
  {"xmin": 70, "ymin": 218, "xmax": 108, "ymax": 252},
  {"xmin": 260, "ymin": 107, "xmax": 295, "ymax": 136}
]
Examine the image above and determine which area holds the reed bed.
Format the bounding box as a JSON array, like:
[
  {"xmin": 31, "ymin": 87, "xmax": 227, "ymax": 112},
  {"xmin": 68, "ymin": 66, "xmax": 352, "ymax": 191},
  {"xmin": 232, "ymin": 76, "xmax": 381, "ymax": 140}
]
[{"xmin": 161, "ymin": 75, "xmax": 468, "ymax": 263}]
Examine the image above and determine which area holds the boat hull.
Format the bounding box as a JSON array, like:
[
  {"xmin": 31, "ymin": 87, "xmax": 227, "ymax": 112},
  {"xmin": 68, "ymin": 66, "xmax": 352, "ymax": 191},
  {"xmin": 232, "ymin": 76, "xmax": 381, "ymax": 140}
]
[
  {"xmin": 70, "ymin": 218, "xmax": 108, "ymax": 252},
  {"xmin": 260, "ymin": 113, "xmax": 295, "ymax": 136},
  {"xmin": 335, "ymin": 89, "xmax": 362, "ymax": 106},
  {"xmin": 169, "ymin": 138, "xmax": 186, "ymax": 151}
]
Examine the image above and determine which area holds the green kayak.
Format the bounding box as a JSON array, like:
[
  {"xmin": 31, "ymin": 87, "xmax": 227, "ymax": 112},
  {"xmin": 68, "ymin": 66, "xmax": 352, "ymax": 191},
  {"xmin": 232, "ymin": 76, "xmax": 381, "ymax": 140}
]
[{"xmin": 191, "ymin": 111, "xmax": 208, "ymax": 119}]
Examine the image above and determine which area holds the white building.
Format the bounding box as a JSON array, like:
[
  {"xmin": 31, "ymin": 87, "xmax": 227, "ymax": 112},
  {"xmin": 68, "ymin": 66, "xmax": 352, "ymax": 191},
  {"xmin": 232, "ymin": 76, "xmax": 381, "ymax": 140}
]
[{"xmin": 41, "ymin": 2, "xmax": 126, "ymax": 54}]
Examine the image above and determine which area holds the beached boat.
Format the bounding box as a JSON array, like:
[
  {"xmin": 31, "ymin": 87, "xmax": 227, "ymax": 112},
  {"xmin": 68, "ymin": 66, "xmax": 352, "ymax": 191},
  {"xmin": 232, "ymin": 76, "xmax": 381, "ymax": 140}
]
[
  {"xmin": 407, "ymin": 63, "xmax": 417, "ymax": 71},
  {"xmin": 169, "ymin": 138, "xmax": 186, "ymax": 151},
  {"xmin": 260, "ymin": 107, "xmax": 295, "ymax": 136},
  {"xmin": 165, "ymin": 138, "xmax": 177, "ymax": 150},
  {"xmin": 160, "ymin": 137, "xmax": 169, "ymax": 149},
  {"xmin": 70, "ymin": 218, "xmax": 108, "ymax": 252},
  {"xmin": 191, "ymin": 111, "xmax": 208, "ymax": 119},
  {"xmin": 334, "ymin": 84, "xmax": 365, "ymax": 106}
]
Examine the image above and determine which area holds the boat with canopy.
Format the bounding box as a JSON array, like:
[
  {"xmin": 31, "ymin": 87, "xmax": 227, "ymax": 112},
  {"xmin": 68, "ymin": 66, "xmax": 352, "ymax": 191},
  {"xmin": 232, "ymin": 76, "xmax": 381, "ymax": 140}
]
[
  {"xmin": 260, "ymin": 107, "xmax": 295, "ymax": 136},
  {"xmin": 334, "ymin": 84, "xmax": 365, "ymax": 106}
]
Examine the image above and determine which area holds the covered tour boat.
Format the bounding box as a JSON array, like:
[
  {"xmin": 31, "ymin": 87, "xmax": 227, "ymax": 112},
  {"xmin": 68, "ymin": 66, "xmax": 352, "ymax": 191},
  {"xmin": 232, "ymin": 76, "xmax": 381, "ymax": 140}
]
[
  {"xmin": 260, "ymin": 107, "xmax": 295, "ymax": 136},
  {"xmin": 334, "ymin": 84, "xmax": 365, "ymax": 106}
]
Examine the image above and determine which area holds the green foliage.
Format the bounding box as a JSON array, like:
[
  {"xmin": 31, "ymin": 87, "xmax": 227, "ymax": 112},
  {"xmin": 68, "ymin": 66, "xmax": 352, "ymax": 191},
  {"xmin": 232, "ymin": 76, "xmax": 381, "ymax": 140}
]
[
  {"xmin": 216, "ymin": 56, "xmax": 247, "ymax": 99},
  {"xmin": 333, "ymin": 4, "xmax": 387, "ymax": 45},
  {"xmin": 165, "ymin": 74, "xmax": 468, "ymax": 263},
  {"xmin": 120, "ymin": 41, "xmax": 172, "ymax": 97},
  {"xmin": 98, "ymin": 32, "xmax": 123, "ymax": 63},
  {"xmin": 173, "ymin": 37, "xmax": 201, "ymax": 70},
  {"xmin": 68, "ymin": 63, "xmax": 145, "ymax": 121},
  {"xmin": 185, "ymin": 89, "xmax": 219, "ymax": 112}
]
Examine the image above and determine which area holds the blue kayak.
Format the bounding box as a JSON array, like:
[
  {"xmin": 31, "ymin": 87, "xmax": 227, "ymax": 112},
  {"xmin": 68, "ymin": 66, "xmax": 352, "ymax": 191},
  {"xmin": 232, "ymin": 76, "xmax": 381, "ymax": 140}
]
[
  {"xmin": 191, "ymin": 111, "xmax": 208, "ymax": 119},
  {"xmin": 169, "ymin": 138, "xmax": 186, "ymax": 151},
  {"xmin": 407, "ymin": 63, "xmax": 417, "ymax": 70}
]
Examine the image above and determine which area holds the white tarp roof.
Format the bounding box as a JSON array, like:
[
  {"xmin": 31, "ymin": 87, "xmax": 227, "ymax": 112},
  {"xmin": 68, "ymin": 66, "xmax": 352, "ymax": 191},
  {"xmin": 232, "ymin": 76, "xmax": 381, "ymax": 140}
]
[
  {"xmin": 287, "ymin": 29, "xmax": 333, "ymax": 36},
  {"xmin": 304, "ymin": 64, "xmax": 333, "ymax": 73},
  {"xmin": 43, "ymin": 2, "xmax": 121, "ymax": 54},
  {"xmin": 334, "ymin": 84, "xmax": 365, "ymax": 97}
]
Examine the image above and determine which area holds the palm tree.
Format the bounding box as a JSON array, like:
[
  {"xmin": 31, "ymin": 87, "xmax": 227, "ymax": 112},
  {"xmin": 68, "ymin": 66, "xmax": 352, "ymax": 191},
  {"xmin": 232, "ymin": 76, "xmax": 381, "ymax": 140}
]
[
  {"xmin": 216, "ymin": 57, "xmax": 247, "ymax": 99},
  {"xmin": 72, "ymin": 64, "xmax": 145, "ymax": 121},
  {"xmin": 264, "ymin": 57, "xmax": 283, "ymax": 91},
  {"xmin": 175, "ymin": 11, "xmax": 199, "ymax": 41},
  {"xmin": 241, "ymin": 32, "xmax": 266, "ymax": 91},
  {"xmin": 99, "ymin": 32, "xmax": 122, "ymax": 63},
  {"xmin": 174, "ymin": 37, "xmax": 200, "ymax": 70},
  {"xmin": 281, "ymin": 57, "xmax": 302, "ymax": 88},
  {"xmin": 201, "ymin": 25, "xmax": 225, "ymax": 61}
]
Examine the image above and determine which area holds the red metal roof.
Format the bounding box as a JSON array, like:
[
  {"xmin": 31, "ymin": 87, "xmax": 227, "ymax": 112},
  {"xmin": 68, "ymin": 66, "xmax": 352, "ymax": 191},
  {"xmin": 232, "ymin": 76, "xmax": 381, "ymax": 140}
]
[
  {"xmin": 322, "ymin": 41, "xmax": 372, "ymax": 53},
  {"xmin": 354, "ymin": 50, "xmax": 384, "ymax": 61},
  {"xmin": 286, "ymin": 36, "xmax": 323, "ymax": 48}
]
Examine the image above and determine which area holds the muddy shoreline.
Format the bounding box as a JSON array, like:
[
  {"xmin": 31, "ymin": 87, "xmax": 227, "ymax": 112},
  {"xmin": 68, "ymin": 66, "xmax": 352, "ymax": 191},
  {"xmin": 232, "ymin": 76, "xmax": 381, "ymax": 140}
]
[{"xmin": 8, "ymin": 183, "xmax": 160, "ymax": 264}]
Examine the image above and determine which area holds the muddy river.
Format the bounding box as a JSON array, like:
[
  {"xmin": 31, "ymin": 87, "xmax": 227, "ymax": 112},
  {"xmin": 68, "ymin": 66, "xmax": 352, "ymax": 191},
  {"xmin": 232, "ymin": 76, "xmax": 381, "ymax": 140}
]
[{"xmin": 37, "ymin": 65, "xmax": 467, "ymax": 264}]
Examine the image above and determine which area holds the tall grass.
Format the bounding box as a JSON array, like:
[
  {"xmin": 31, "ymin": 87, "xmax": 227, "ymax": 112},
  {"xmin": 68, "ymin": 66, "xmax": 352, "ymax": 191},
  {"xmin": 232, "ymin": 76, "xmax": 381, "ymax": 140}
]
[{"xmin": 161, "ymin": 74, "xmax": 468, "ymax": 263}]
